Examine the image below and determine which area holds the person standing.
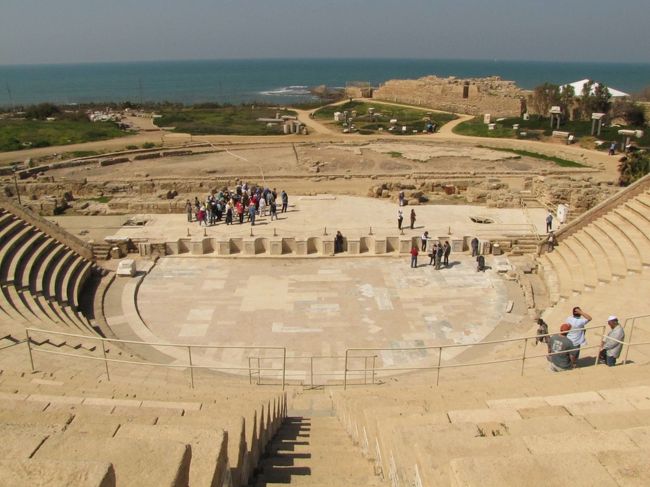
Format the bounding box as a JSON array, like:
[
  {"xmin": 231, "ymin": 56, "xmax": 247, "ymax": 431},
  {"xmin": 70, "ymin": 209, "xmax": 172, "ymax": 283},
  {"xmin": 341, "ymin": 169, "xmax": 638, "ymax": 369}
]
[
  {"xmin": 185, "ymin": 199, "xmax": 193, "ymax": 223},
  {"xmin": 410, "ymin": 245, "xmax": 419, "ymax": 268},
  {"xmin": 335, "ymin": 231, "xmax": 344, "ymax": 253},
  {"xmin": 546, "ymin": 211, "xmax": 554, "ymax": 233},
  {"xmin": 599, "ymin": 316, "xmax": 625, "ymax": 366},
  {"xmin": 225, "ymin": 203, "xmax": 233, "ymax": 225},
  {"xmin": 270, "ymin": 199, "xmax": 278, "ymax": 221},
  {"xmin": 236, "ymin": 201, "xmax": 244, "ymax": 224},
  {"xmin": 471, "ymin": 237, "xmax": 479, "ymax": 257},
  {"xmin": 547, "ymin": 232, "xmax": 556, "ymax": 252},
  {"xmin": 281, "ymin": 190, "xmax": 288, "ymax": 213},
  {"xmin": 435, "ymin": 242, "xmax": 444, "ymax": 270},
  {"xmin": 548, "ymin": 323, "xmax": 577, "ymax": 372},
  {"xmin": 429, "ymin": 242, "xmax": 437, "ymax": 266},
  {"xmin": 397, "ymin": 209, "xmax": 404, "ymax": 230},
  {"xmin": 421, "ymin": 231, "xmax": 429, "ymax": 251},
  {"xmin": 566, "ymin": 306, "xmax": 592, "ymax": 361},
  {"xmin": 410, "ymin": 209, "xmax": 416, "ymax": 230},
  {"xmin": 398, "ymin": 190, "xmax": 405, "ymax": 207},
  {"xmin": 249, "ymin": 202, "xmax": 256, "ymax": 225},
  {"xmin": 443, "ymin": 241, "xmax": 451, "ymax": 267}
]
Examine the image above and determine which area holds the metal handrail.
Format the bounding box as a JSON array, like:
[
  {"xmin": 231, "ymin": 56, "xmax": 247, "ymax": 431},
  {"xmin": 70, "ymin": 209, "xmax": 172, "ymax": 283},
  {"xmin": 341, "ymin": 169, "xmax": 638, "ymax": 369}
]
[
  {"xmin": 25, "ymin": 328, "xmax": 287, "ymax": 390},
  {"xmin": 343, "ymin": 319, "xmax": 650, "ymax": 388}
]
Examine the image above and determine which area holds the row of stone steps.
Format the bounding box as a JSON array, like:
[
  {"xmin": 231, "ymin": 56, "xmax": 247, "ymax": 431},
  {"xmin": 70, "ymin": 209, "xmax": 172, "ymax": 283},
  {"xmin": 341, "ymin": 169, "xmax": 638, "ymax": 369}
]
[
  {"xmin": 0, "ymin": 206, "xmax": 97, "ymax": 338},
  {"xmin": 0, "ymin": 365, "xmax": 286, "ymax": 487},
  {"xmin": 332, "ymin": 364, "xmax": 650, "ymax": 486},
  {"xmin": 539, "ymin": 189, "xmax": 650, "ymax": 304}
]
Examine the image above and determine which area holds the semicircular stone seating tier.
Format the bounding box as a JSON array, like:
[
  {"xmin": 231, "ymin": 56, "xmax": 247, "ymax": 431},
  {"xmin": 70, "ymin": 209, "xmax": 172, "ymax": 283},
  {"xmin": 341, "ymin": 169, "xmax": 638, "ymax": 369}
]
[
  {"xmin": 0, "ymin": 205, "xmax": 96, "ymax": 340},
  {"xmin": 538, "ymin": 188, "xmax": 650, "ymax": 307}
]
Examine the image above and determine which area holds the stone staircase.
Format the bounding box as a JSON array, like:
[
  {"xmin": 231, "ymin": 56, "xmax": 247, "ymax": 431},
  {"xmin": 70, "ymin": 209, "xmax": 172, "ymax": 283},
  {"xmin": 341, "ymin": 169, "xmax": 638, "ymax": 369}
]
[
  {"xmin": 538, "ymin": 189, "xmax": 650, "ymax": 305},
  {"xmin": 0, "ymin": 349, "xmax": 286, "ymax": 487},
  {"xmin": 247, "ymin": 391, "xmax": 382, "ymax": 486},
  {"xmin": 250, "ymin": 416, "xmax": 382, "ymax": 486},
  {"xmin": 332, "ymin": 363, "xmax": 650, "ymax": 486}
]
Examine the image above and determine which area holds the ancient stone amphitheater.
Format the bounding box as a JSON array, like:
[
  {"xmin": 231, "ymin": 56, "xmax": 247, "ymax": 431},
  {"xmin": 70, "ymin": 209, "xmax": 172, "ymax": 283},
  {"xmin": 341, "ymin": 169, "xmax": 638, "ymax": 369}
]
[{"xmin": 1, "ymin": 168, "xmax": 650, "ymax": 486}]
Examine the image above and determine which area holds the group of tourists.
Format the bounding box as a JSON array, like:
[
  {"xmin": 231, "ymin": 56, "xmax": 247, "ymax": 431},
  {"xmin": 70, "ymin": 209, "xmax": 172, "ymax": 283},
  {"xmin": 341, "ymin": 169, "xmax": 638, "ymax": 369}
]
[
  {"xmin": 186, "ymin": 183, "xmax": 289, "ymax": 227},
  {"xmin": 543, "ymin": 306, "xmax": 625, "ymax": 371},
  {"xmin": 410, "ymin": 234, "xmax": 452, "ymax": 269},
  {"xmin": 397, "ymin": 208, "xmax": 417, "ymax": 230}
]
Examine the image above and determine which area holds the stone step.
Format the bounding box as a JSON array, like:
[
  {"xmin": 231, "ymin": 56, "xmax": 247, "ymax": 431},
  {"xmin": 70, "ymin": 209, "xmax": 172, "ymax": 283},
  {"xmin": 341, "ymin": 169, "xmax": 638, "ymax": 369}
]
[
  {"xmin": 0, "ymin": 458, "xmax": 115, "ymax": 487},
  {"xmin": 592, "ymin": 219, "xmax": 642, "ymax": 273},
  {"xmin": 115, "ymin": 423, "xmax": 229, "ymax": 487},
  {"xmin": 449, "ymin": 451, "xmax": 620, "ymax": 486},
  {"xmin": 564, "ymin": 236, "xmax": 599, "ymax": 288},
  {"xmin": 34, "ymin": 434, "xmax": 191, "ymax": 487},
  {"xmin": 573, "ymin": 229, "xmax": 612, "ymax": 283},
  {"xmin": 582, "ymin": 226, "xmax": 627, "ymax": 278}
]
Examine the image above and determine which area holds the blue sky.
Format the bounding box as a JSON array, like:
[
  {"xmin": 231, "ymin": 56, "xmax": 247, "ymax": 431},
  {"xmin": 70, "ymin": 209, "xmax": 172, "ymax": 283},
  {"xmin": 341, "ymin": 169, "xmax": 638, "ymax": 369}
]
[{"xmin": 1, "ymin": 0, "xmax": 649, "ymax": 65}]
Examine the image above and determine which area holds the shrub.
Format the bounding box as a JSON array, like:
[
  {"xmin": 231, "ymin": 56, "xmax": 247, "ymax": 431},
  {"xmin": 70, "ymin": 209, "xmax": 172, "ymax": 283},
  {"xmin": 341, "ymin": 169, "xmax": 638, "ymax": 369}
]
[
  {"xmin": 619, "ymin": 152, "xmax": 650, "ymax": 186},
  {"xmin": 142, "ymin": 142, "xmax": 156, "ymax": 149}
]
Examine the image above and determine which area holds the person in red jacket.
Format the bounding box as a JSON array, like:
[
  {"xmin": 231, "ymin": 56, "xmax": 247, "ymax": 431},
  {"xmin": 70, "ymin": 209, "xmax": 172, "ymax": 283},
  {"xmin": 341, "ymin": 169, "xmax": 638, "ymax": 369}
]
[{"xmin": 410, "ymin": 245, "xmax": 419, "ymax": 268}]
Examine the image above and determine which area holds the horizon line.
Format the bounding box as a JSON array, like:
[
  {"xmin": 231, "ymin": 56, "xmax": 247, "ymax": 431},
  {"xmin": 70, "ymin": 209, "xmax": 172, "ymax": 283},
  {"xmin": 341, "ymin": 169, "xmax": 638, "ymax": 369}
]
[{"xmin": 2, "ymin": 56, "xmax": 650, "ymax": 68}]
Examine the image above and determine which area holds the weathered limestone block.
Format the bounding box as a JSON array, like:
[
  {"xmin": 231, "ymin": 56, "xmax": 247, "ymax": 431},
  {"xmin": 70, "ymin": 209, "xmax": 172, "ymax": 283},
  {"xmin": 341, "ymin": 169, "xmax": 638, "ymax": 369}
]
[
  {"xmin": 190, "ymin": 239, "xmax": 207, "ymax": 255},
  {"xmin": 243, "ymin": 239, "xmax": 256, "ymax": 256},
  {"xmin": 214, "ymin": 239, "xmax": 230, "ymax": 256},
  {"xmin": 346, "ymin": 239, "xmax": 360, "ymax": 254},
  {"xmin": 374, "ymin": 238, "xmax": 387, "ymax": 255},
  {"xmin": 451, "ymin": 238, "xmax": 465, "ymax": 252},
  {"xmin": 322, "ymin": 239, "xmax": 334, "ymax": 256},
  {"xmin": 269, "ymin": 238, "xmax": 283, "ymax": 256},
  {"xmin": 399, "ymin": 238, "xmax": 414, "ymax": 254},
  {"xmin": 295, "ymin": 240, "xmax": 307, "ymax": 256}
]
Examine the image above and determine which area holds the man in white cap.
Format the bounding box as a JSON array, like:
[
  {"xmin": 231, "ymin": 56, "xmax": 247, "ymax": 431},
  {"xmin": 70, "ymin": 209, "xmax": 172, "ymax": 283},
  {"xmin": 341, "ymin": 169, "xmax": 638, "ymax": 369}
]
[{"xmin": 599, "ymin": 316, "xmax": 625, "ymax": 366}]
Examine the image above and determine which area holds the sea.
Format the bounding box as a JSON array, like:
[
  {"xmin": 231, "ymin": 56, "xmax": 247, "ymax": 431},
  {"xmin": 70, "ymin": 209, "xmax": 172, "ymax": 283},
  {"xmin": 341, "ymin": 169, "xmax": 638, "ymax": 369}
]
[{"xmin": 1, "ymin": 58, "xmax": 649, "ymax": 107}]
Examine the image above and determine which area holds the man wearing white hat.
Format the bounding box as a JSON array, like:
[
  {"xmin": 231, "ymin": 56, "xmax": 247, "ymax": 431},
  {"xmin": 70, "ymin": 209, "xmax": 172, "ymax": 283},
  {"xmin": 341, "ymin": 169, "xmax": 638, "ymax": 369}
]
[{"xmin": 599, "ymin": 316, "xmax": 625, "ymax": 367}]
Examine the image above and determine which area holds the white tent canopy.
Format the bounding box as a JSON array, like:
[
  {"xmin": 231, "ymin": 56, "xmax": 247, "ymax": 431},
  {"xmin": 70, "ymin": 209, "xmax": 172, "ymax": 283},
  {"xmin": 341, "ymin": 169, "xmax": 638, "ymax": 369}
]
[{"xmin": 563, "ymin": 79, "xmax": 629, "ymax": 98}]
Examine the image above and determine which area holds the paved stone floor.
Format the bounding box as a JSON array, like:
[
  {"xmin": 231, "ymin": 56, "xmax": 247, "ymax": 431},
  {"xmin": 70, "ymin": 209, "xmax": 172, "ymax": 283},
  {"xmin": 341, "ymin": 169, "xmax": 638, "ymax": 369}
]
[
  {"xmin": 137, "ymin": 256, "xmax": 513, "ymax": 383},
  {"xmin": 88, "ymin": 195, "xmax": 546, "ymax": 242}
]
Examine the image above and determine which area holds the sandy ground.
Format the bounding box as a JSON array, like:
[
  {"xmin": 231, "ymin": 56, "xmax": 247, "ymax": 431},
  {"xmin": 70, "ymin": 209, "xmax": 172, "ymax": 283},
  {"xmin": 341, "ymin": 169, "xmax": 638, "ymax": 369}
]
[{"xmin": 1, "ymin": 99, "xmax": 619, "ymax": 181}]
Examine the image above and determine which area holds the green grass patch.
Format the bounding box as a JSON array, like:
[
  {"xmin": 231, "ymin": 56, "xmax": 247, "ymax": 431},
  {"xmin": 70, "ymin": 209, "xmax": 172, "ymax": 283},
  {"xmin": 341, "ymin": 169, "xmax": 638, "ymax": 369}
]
[
  {"xmin": 154, "ymin": 106, "xmax": 298, "ymax": 136},
  {"xmin": 0, "ymin": 119, "xmax": 124, "ymax": 153},
  {"xmin": 313, "ymin": 101, "xmax": 457, "ymax": 135},
  {"xmin": 142, "ymin": 142, "xmax": 156, "ymax": 149},
  {"xmin": 388, "ymin": 151, "xmax": 402, "ymax": 158},
  {"xmin": 87, "ymin": 196, "xmax": 112, "ymax": 204},
  {"xmin": 480, "ymin": 146, "xmax": 586, "ymax": 167},
  {"xmin": 454, "ymin": 115, "xmax": 650, "ymax": 147}
]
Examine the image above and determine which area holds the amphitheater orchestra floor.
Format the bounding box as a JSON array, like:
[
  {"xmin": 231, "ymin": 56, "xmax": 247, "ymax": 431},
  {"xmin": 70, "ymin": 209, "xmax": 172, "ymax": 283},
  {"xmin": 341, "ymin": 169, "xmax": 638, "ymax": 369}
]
[{"xmin": 136, "ymin": 256, "xmax": 523, "ymax": 383}]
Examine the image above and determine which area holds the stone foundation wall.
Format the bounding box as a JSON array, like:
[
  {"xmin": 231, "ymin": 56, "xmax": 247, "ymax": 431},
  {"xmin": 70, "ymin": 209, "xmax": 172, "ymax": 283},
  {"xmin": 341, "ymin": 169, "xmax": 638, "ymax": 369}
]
[{"xmin": 373, "ymin": 76, "xmax": 527, "ymax": 117}]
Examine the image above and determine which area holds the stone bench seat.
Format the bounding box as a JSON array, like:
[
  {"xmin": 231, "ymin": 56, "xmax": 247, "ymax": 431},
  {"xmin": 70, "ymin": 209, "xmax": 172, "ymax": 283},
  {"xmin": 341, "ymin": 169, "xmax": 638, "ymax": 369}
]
[
  {"xmin": 34, "ymin": 434, "xmax": 191, "ymax": 487},
  {"xmin": 0, "ymin": 225, "xmax": 35, "ymax": 284},
  {"xmin": 0, "ymin": 458, "xmax": 115, "ymax": 487},
  {"xmin": 593, "ymin": 219, "xmax": 643, "ymax": 272},
  {"xmin": 573, "ymin": 228, "xmax": 613, "ymax": 282},
  {"xmin": 582, "ymin": 226, "xmax": 627, "ymax": 277},
  {"xmin": 5, "ymin": 232, "xmax": 46, "ymax": 287},
  {"xmin": 612, "ymin": 208, "xmax": 650, "ymax": 264},
  {"xmin": 563, "ymin": 236, "xmax": 599, "ymax": 289}
]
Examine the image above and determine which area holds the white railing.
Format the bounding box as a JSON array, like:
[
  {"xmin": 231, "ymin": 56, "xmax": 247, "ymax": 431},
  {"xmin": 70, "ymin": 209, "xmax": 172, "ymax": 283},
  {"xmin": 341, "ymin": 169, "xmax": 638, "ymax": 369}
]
[
  {"xmin": 20, "ymin": 314, "xmax": 650, "ymax": 389},
  {"xmin": 343, "ymin": 316, "xmax": 650, "ymax": 389},
  {"xmin": 25, "ymin": 328, "xmax": 287, "ymax": 389}
]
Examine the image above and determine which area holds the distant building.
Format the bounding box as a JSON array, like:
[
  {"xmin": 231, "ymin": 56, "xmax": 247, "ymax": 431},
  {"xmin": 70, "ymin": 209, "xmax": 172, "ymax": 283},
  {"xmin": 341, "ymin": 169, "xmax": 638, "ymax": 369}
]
[{"xmin": 563, "ymin": 79, "xmax": 630, "ymax": 99}]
